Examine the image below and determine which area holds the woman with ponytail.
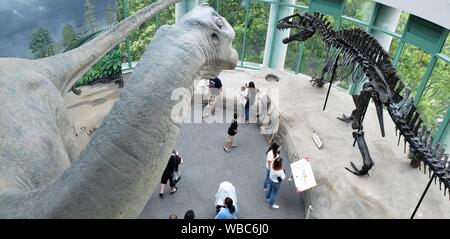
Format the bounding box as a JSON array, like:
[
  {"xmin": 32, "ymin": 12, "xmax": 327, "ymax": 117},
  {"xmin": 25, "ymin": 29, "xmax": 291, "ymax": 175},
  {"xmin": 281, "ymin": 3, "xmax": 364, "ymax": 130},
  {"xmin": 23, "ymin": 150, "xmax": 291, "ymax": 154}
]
[
  {"xmin": 264, "ymin": 142, "xmax": 281, "ymax": 191},
  {"xmin": 265, "ymin": 157, "xmax": 285, "ymax": 209},
  {"xmin": 215, "ymin": 197, "xmax": 239, "ymax": 219}
]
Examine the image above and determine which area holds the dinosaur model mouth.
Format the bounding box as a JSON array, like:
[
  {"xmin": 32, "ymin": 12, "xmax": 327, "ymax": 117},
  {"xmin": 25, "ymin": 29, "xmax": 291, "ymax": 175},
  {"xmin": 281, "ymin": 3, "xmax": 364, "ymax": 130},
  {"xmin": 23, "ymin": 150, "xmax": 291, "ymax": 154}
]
[{"xmin": 277, "ymin": 14, "xmax": 316, "ymax": 44}]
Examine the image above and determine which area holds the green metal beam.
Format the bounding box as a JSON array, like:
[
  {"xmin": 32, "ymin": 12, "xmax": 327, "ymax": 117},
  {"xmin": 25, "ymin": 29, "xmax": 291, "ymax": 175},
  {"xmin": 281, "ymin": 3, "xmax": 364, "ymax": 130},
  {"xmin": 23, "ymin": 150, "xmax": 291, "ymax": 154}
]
[
  {"xmin": 155, "ymin": 14, "xmax": 160, "ymax": 29},
  {"xmin": 122, "ymin": 0, "xmax": 132, "ymax": 69},
  {"xmin": 437, "ymin": 53, "xmax": 450, "ymax": 64},
  {"xmin": 414, "ymin": 56, "xmax": 437, "ymax": 104},
  {"xmin": 433, "ymin": 107, "xmax": 450, "ymax": 145},
  {"xmin": 367, "ymin": 2, "xmax": 379, "ymax": 33},
  {"xmin": 392, "ymin": 40, "xmax": 405, "ymax": 66},
  {"xmin": 240, "ymin": 0, "xmax": 251, "ymax": 67},
  {"xmin": 268, "ymin": 0, "xmax": 281, "ymax": 68},
  {"xmin": 371, "ymin": 25, "xmax": 403, "ymax": 38},
  {"xmin": 294, "ymin": 43, "xmax": 304, "ymax": 74},
  {"xmin": 216, "ymin": 0, "xmax": 220, "ymax": 13},
  {"xmin": 335, "ymin": 0, "xmax": 346, "ymax": 30}
]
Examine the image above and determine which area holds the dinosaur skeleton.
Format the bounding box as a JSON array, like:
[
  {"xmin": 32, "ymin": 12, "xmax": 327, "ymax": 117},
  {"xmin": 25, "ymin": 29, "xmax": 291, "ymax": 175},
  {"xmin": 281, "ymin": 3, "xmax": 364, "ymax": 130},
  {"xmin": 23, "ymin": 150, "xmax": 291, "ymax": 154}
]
[{"xmin": 277, "ymin": 12, "xmax": 450, "ymax": 197}]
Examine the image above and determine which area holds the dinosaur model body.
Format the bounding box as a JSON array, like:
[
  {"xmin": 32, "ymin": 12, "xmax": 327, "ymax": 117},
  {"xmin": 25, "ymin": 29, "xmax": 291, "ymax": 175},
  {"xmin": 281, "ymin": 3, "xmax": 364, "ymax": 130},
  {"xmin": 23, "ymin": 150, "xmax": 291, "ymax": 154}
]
[
  {"xmin": 277, "ymin": 12, "xmax": 449, "ymax": 196},
  {"xmin": 0, "ymin": 1, "xmax": 238, "ymax": 218}
]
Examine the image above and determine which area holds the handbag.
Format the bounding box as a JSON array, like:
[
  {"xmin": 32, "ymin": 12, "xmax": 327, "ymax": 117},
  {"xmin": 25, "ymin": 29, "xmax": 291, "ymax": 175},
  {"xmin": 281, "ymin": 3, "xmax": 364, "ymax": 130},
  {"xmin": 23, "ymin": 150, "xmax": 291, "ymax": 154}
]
[
  {"xmin": 172, "ymin": 155, "xmax": 181, "ymax": 183},
  {"xmin": 172, "ymin": 170, "xmax": 181, "ymax": 183}
]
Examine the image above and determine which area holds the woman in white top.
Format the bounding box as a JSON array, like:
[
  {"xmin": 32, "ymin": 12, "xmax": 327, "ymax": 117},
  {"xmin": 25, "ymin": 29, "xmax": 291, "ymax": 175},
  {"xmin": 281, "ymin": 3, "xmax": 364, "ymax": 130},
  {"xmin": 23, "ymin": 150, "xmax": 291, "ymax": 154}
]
[
  {"xmin": 264, "ymin": 142, "xmax": 280, "ymax": 191},
  {"xmin": 265, "ymin": 157, "xmax": 285, "ymax": 209}
]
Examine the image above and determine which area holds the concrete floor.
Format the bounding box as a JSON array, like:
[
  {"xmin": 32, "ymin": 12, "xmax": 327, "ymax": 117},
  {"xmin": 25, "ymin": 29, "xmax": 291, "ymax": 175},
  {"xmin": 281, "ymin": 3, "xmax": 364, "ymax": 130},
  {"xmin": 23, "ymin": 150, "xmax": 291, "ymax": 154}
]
[{"xmin": 138, "ymin": 106, "xmax": 305, "ymax": 219}]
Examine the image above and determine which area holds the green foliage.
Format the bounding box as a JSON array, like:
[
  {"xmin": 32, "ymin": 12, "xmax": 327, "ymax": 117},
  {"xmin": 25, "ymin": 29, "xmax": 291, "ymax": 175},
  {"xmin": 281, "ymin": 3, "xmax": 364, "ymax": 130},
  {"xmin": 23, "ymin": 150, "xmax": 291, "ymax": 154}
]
[
  {"xmin": 417, "ymin": 59, "xmax": 450, "ymax": 133},
  {"xmin": 396, "ymin": 44, "xmax": 431, "ymax": 97},
  {"xmin": 343, "ymin": 0, "xmax": 375, "ymax": 22},
  {"xmin": 244, "ymin": 2, "xmax": 270, "ymax": 63},
  {"xmin": 76, "ymin": 49, "xmax": 123, "ymax": 87},
  {"xmin": 85, "ymin": 0, "xmax": 98, "ymax": 33},
  {"xmin": 395, "ymin": 11, "xmax": 409, "ymax": 34},
  {"xmin": 116, "ymin": 0, "xmax": 174, "ymax": 62},
  {"xmin": 62, "ymin": 24, "xmax": 78, "ymax": 49},
  {"xmin": 207, "ymin": 0, "xmax": 269, "ymax": 64},
  {"xmin": 29, "ymin": 27, "xmax": 56, "ymax": 59},
  {"xmin": 215, "ymin": 0, "xmax": 245, "ymax": 61}
]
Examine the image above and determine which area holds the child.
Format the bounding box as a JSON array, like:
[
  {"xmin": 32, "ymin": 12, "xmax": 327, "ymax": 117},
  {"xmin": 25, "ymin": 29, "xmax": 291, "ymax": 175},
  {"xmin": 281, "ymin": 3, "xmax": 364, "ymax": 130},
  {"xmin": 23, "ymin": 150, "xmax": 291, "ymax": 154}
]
[{"xmin": 224, "ymin": 113, "xmax": 238, "ymax": 153}]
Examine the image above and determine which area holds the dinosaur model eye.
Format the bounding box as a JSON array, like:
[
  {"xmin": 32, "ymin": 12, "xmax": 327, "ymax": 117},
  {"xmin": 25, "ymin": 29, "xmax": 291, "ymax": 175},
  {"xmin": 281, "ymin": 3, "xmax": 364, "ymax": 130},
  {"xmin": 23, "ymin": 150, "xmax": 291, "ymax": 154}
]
[{"xmin": 215, "ymin": 17, "xmax": 224, "ymax": 29}]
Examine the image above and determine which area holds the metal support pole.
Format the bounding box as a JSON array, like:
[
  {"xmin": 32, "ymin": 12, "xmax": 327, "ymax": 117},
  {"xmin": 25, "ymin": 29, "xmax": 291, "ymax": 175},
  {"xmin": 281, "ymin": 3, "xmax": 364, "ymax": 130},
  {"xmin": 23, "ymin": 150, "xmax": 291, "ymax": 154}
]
[
  {"xmin": 240, "ymin": 0, "xmax": 250, "ymax": 67},
  {"xmin": 294, "ymin": 43, "xmax": 304, "ymax": 74},
  {"xmin": 216, "ymin": 0, "xmax": 220, "ymax": 13},
  {"xmin": 155, "ymin": 14, "xmax": 160, "ymax": 29},
  {"xmin": 414, "ymin": 56, "xmax": 437, "ymax": 104},
  {"xmin": 122, "ymin": 0, "xmax": 132, "ymax": 69},
  {"xmin": 410, "ymin": 173, "xmax": 436, "ymax": 219},
  {"xmin": 323, "ymin": 54, "xmax": 339, "ymax": 111},
  {"xmin": 392, "ymin": 40, "xmax": 405, "ymax": 66}
]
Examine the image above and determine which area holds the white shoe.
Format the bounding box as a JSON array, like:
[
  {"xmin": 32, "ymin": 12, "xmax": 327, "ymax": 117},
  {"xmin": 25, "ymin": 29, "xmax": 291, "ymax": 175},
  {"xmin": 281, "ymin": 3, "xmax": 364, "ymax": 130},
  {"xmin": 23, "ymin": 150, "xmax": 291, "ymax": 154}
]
[{"xmin": 271, "ymin": 204, "xmax": 280, "ymax": 209}]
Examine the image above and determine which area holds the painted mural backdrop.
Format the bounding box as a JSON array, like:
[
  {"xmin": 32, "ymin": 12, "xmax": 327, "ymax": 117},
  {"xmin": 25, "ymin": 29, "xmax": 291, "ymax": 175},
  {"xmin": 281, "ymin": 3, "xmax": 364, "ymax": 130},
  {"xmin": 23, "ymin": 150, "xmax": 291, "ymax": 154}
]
[{"xmin": 0, "ymin": 0, "xmax": 115, "ymax": 59}]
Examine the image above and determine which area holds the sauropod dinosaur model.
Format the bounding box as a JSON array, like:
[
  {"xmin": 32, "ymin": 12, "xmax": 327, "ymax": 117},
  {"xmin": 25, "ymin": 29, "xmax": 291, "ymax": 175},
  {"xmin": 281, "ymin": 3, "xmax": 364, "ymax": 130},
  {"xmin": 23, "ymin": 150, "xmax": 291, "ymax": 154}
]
[{"xmin": 0, "ymin": 2, "xmax": 238, "ymax": 218}]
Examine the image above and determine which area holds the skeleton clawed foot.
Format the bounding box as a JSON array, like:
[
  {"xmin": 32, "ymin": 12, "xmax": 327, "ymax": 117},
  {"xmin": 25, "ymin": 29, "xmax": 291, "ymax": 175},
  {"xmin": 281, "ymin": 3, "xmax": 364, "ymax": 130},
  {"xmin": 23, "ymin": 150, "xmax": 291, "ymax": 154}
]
[
  {"xmin": 310, "ymin": 76, "xmax": 325, "ymax": 88},
  {"xmin": 337, "ymin": 114, "xmax": 353, "ymax": 123},
  {"xmin": 71, "ymin": 86, "xmax": 82, "ymax": 96},
  {"xmin": 345, "ymin": 162, "xmax": 371, "ymax": 176}
]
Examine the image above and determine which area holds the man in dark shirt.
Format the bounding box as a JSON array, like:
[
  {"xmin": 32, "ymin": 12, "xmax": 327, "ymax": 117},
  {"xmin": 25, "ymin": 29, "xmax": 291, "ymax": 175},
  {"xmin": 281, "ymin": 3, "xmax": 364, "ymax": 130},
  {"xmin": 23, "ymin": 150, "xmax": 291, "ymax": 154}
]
[
  {"xmin": 224, "ymin": 113, "xmax": 238, "ymax": 153},
  {"xmin": 203, "ymin": 77, "xmax": 223, "ymax": 118},
  {"xmin": 209, "ymin": 77, "xmax": 223, "ymax": 95}
]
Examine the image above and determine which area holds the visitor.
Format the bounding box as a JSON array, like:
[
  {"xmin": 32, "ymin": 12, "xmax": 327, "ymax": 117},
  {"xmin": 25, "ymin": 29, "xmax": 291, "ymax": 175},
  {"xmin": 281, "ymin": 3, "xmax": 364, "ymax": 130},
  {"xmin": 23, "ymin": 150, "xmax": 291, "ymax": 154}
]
[
  {"xmin": 203, "ymin": 76, "xmax": 223, "ymax": 118},
  {"xmin": 239, "ymin": 86, "xmax": 247, "ymax": 122},
  {"xmin": 266, "ymin": 157, "xmax": 285, "ymax": 209},
  {"xmin": 245, "ymin": 82, "xmax": 257, "ymax": 124},
  {"xmin": 215, "ymin": 181, "xmax": 237, "ymax": 214},
  {"xmin": 264, "ymin": 142, "xmax": 281, "ymax": 191},
  {"xmin": 184, "ymin": 210, "xmax": 195, "ymax": 219},
  {"xmin": 215, "ymin": 197, "xmax": 238, "ymax": 219},
  {"xmin": 224, "ymin": 113, "xmax": 238, "ymax": 153},
  {"xmin": 169, "ymin": 213, "xmax": 177, "ymax": 219},
  {"xmin": 159, "ymin": 150, "xmax": 183, "ymax": 198}
]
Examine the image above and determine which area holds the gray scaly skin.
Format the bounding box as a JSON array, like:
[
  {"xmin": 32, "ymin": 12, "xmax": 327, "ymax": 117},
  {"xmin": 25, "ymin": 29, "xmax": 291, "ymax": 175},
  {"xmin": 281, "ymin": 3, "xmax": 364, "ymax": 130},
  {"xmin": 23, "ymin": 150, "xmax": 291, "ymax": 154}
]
[
  {"xmin": 0, "ymin": 2, "xmax": 238, "ymax": 218},
  {"xmin": 277, "ymin": 12, "xmax": 449, "ymax": 195}
]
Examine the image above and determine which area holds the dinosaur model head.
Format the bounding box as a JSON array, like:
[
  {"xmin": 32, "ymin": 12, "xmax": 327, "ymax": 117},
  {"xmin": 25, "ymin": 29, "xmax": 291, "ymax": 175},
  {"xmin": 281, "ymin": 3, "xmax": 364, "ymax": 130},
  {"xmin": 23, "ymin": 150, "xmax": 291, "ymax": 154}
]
[
  {"xmin": 277, "ymin": 13, "xmax": 318, "ymax": 44},
  {"xmin": 177, "ymin": 4, "xmax": 239, "ymax": 78}
]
